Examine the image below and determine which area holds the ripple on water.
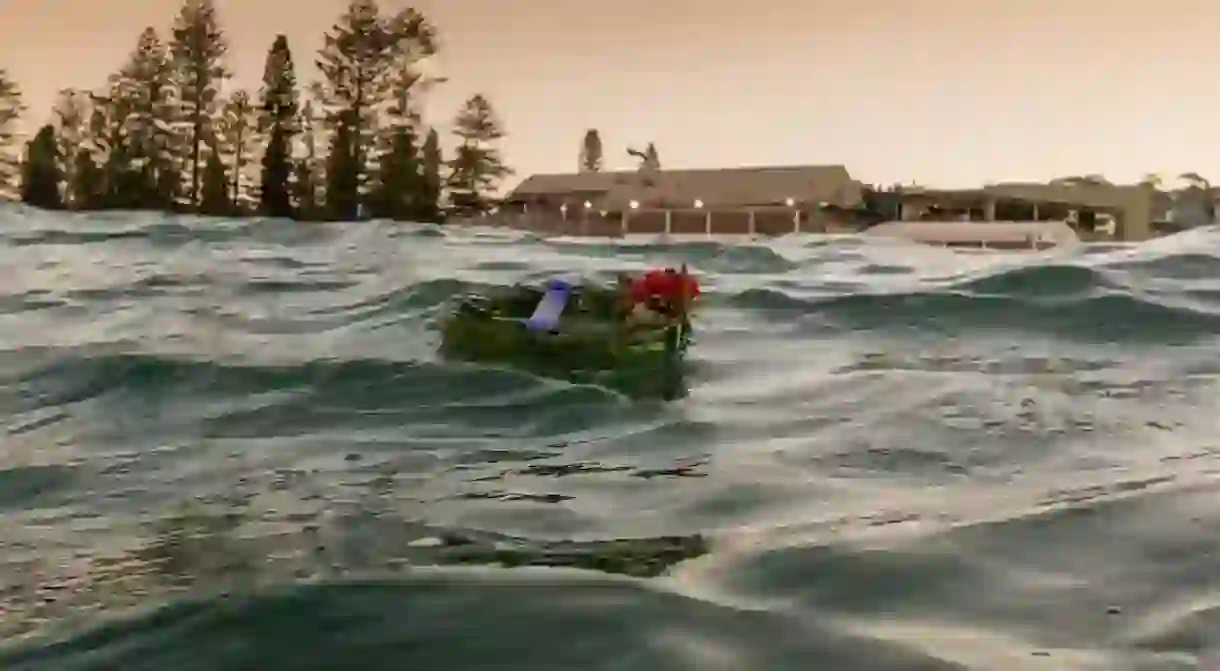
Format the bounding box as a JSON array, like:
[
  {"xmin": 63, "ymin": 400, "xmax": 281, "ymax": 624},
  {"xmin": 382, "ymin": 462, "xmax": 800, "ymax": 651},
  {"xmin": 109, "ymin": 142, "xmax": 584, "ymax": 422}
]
[{"xmin": 2, "ymin": 208, "xmax": 1220, "ymax": 668}]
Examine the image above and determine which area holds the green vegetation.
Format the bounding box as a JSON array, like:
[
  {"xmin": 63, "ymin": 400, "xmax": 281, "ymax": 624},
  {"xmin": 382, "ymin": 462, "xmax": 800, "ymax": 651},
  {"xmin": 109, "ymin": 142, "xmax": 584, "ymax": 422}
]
[
  {"xmin": 439, "ymin": 283, "xmax": 691, "ymax": 399},
  {"xmin": 0, "ymin": 0, "xmax": 512, "ymax": 221},
  {"xmin": 20, "ymin": 125, "xmax": 62, "ymax": 209}
]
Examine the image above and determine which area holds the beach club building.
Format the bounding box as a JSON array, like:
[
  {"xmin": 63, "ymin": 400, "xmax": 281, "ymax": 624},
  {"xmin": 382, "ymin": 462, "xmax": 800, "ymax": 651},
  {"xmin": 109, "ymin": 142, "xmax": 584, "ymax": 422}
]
[
  {"xmin": 479, "ymin": 164, "xmax": 1158, "ymax": 242},
  {"xmin": 494, "ymin": 165, "xmax": 867, "ymax": 236}
]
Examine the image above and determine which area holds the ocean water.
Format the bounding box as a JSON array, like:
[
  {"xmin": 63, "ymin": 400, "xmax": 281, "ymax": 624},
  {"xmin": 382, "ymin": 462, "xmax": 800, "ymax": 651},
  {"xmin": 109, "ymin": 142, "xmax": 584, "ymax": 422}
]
[{"xmin": 2, "ymin": 205, "xmax": 1220, "ymax": 669}]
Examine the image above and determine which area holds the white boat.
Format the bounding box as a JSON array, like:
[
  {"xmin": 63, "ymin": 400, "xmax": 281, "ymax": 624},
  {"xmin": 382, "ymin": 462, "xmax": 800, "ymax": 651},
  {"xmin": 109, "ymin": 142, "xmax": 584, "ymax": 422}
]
[{"xmin": 862, "ymin": 220, "xmax": 1080, "ymax": 251}]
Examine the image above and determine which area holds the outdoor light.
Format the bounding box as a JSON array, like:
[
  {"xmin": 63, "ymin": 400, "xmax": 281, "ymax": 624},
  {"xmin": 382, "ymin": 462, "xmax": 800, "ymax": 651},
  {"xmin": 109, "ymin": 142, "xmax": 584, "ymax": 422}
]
[
  {"xmin": 584, "ymin": 201, "xmax": 592, "ymax": 209},
  {"xmin": 785, "ymin": 198, "xmax": 795, "ymax": 207},
  {"xmin": 560, "ymin": 203, "xmax": 568, "ymax": 212},
  {"xmin": 694, "ymin": 199, "xmax": 704, "ymax": 208},
  {"xmin": 629, "ymin": 200, "xmax": 639, "ymax": 209}
]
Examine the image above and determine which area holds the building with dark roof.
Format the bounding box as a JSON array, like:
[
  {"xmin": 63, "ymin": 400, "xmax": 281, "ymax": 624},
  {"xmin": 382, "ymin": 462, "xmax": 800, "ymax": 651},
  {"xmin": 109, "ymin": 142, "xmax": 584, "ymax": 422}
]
[{"xmin": 492, "ymin": 164, "xmax": 866, "ymax": 236}]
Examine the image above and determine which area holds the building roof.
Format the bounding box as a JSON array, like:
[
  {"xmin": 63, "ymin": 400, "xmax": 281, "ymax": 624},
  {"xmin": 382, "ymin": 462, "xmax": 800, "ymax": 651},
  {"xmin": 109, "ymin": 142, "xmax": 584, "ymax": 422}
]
[
  {"xmin": 982, "ymin": 181, "xmax": 1147, "ymax": 209},
  {"xmin": 891, "ymin": 181, "xmax": 1154, "ymax": 211},
  {"xmin": 511, "ymin": 172, "xmax": 624, "ymax": 195},
  {"xmin": 509, "ymin": 165, "xmax": 862, "ymax": 209}
]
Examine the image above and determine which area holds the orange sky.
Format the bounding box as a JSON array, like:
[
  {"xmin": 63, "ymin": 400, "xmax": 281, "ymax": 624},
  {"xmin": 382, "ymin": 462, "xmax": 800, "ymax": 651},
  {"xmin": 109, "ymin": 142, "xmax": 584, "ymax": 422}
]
[{"xmin": 1, "ymin": 0, "xmax": 1219, "ymax": 189}]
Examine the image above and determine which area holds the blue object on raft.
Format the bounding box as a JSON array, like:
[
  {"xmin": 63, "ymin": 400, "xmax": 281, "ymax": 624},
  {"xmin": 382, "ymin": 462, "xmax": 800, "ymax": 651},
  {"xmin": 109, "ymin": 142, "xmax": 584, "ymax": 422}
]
[{"xmin": 524, "ymin": 278, "xmax": 573, "ymax": 331}]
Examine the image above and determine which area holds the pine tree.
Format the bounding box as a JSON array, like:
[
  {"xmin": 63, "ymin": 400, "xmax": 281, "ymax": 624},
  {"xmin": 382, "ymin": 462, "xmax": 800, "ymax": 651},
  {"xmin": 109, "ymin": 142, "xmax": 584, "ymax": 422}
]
[
  {"xmin": 70, "ymin": 92, "xmax": 114, "ymax": 209},
  {"xmin": 51, "ymin": 89, "xmax": 92, "ymax": 207},
  {"xmin": 87, "ymin": 42, "xmax": 172, "ymax": 212},
  {"xmin": 72, "ymin": 150, "xmax": 104, "ymax": 209},
  {"xmin": 257, "ymin": 35, "xmax": 299, "ymax": 218},
  {"xmin": 579, "ymin": 129, "xmax": 602, "ymax": 173},
  {"xmin": 369, "ymin": 124, "xmax": 419, "ymax": 220},
  {"xmin": 86, "ymin": 89, "xmax": 128, "ymax": 209},
  {"xmin": 292, "ymin": 98, "xmax": 321, "ymax": 219},
  {"xmin": 21, "ymin": 125, "xmax": 64, "ymax": 209},
  {"xmin": 199, "ymin": 140, "xmax": 230, "ymax": 215},
  {"xmin": 315, "ymin": 0, "xmax": 383, "ymax": 219},
  {"xmin": 95, "ymin": 77, "xmax": 138, "ymax": 208},
  {"xmin": 217, "ymin": 90, "xmax": 257, "ymax": 213},
  {"xmin": 316, "ymin": 0, "xmax": 431, "ymax": 219},
  {"xmin": 369, "ymin": 8, "xmax": 440, "ymax": 220},
  {"xmin": 420, "ymin": 127, "xmax": 442, "ymax": 221},
  {"xmin": 170, "ymin": 0, "xmax": 229, "ymax": 211},
  {"xmin": 448, "ymin": 93, "xmax": 510, "ymax": 213},
  {"xmin": 110, "ymin": 27, "xmax": 180, "ymax": 210},
  {"xmin": 323, "ymin": 118, "xmax": 358, "ymax": 219},
  {"xmin": 0, "ymin": 68, "xmax": 25, "ymax": 201}
]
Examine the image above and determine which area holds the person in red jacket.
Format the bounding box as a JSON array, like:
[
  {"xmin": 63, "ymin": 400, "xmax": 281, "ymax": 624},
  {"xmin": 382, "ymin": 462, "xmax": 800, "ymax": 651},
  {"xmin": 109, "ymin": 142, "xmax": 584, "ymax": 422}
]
[{"xmin": 621, "ymin": 265, "xmax": 700, "ymax": 326}]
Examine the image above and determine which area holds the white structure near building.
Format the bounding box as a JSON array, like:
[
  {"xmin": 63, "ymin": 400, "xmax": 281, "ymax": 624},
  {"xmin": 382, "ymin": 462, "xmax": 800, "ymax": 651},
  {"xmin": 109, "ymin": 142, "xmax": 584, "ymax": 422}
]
[{"xmin": 864, "ymin": 220, "xmax": 1080, "ymax": 250}]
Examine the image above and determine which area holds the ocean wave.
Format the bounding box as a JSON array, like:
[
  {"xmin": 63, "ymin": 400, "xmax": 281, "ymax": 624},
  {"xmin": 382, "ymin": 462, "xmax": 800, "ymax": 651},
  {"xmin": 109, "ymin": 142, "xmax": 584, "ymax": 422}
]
[
  {"xmin": 0, "ymin": 571, "xmax": 965, "ymax": 671},
  {"xmin": 952, "ymin": 263, "xmax": 1114, "ymax": 296},
  {"xmin": 722, "ymin": 274, "xmax": 1220, "ymax": 342},
  {"xmin": 2, "ymin": 210, "xmax": 1220, "ymax": 667},
  {"xmin": 1106, "ymin": 251, "xmax": 1220, "ymax": 279}
]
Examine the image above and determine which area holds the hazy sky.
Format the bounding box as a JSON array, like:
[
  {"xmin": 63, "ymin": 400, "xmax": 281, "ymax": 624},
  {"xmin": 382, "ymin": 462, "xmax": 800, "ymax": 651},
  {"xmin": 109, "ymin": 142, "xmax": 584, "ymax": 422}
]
[{"xmin": 1, "ymin": 0, "xmax": 1219, "ymax": 189}]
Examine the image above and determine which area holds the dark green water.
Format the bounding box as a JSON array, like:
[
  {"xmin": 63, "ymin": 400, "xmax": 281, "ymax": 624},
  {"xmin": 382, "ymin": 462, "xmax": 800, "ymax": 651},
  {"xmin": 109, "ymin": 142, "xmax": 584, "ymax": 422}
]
[{"xmin": 2, "ymin": 205, "xmax": 1220, "ymax": 669}]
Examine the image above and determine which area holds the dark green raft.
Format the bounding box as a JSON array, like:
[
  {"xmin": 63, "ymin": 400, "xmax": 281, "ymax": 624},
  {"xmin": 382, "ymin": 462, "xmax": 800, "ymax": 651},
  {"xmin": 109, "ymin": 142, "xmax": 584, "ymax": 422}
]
[{"xmin": 438, "ymin": 279, "xmax": 692, "ymax": 399}]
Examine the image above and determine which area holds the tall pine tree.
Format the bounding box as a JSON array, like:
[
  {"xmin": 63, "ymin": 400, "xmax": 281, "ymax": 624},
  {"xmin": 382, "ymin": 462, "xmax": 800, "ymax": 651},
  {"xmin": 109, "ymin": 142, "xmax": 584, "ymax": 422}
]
[
  {"xmin": 72, "ymin": 147, "xmax": 105, "ymax": 210},
  {"xmin": 51, "ymin": 89, "xmax": 93, "ymax": 208},
  {"xmin": 448, "ymin": 93, "xmax": 510, "ymax": 214},
  {"xmin": 579, "ymin": 129, "xmax": 602, "ymax": 173},
  {"xmin": 75, "ymin": 92, "xmax": 117, "ymax": 209},
  {"xmin": 199, "ymin": 139, "xmax": 230, "ymax": 215},
  {"xmin": 292, "ymin": 98, "xmax": 321, "ymax": 219},
  {"xmin": 170, "ymin": 0, "xmax": 228, "ymax": 211},
  {"xmin": 21, "ymin": 125, "xmax": 63, "ymax": 209},
  {"xmin": 218, "ymin": 89, "xmax": 257, "ymax": 213},
  {"xmin": 257, "ymin": 35, "xmax": 299, "ymax": 218},
  {"xmin": 323, "ymin": 120, "xmax": 358, "ymax": 219},
  {"xmin": 95, "ymin": 71, "xmax": 139, "ymax": 208},
  {"xmin": 369, "ymin": 8, "xmax": 439, "ymax": 220},
  {"xmin": 369, "ymin": 123, "xmax": 419, "ymax": 220},
  {"xmin": 315, "ymin": 0, "xmax": 426, "ymax": 219},
  {"xmin": 0, "ymin": 68, "xmax": 25, "ymax": 201},
  {"xmin": 111, "ymin": 27, "xmax": 180, "ymax": 210}
]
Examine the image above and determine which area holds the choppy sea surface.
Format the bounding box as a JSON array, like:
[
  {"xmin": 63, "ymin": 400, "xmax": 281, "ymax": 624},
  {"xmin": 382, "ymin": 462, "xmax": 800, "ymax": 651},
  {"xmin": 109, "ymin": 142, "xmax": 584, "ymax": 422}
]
[{"xmin": 3, "ymin": 205, "xmax": 1220, "ymax": 669}]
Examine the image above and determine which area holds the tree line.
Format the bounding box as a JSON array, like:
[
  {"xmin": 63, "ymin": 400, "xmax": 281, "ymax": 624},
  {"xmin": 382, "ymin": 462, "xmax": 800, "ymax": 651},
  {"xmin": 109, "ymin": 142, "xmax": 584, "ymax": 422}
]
[{"xmin": 0, "ymin": 0, "xmax": 512, "ymax": 221}]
